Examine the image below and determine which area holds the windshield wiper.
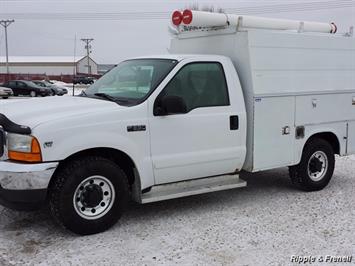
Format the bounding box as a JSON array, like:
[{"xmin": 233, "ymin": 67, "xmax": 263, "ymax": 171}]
[
  {"xmin": 80, "ymin": 90, "xmax": 88, "ymax": 97},
  {"xmin": 93, "ymin": 93, "xmax": 133, "ymax": 104},
  {"xmin": 94, "ymin": 93, "xmax": 118, "ymax": 102}
]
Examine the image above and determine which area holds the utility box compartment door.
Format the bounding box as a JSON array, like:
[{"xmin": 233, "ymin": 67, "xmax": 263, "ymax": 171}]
[
  {"xmin": 347, "ymin": 121, "xmax": 355, "ymax": 155},
  {"xmin": 253, "ymin": 96, "xmax": 295, "ymax": 171}
]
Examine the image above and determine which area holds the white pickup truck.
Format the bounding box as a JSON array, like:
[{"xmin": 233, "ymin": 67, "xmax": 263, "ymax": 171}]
[{"xmin": 0, "ymin": 11, "xmax": 354, "ymax": 235}]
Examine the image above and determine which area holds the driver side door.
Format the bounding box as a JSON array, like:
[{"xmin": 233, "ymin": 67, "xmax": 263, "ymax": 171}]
[
  {"xmin": 16, "ymin": 81, "xmax": 27, "ymax": 95},
  {"xmin": 148, "ymin": 60, "xmax": 245, "ymax": 184}
]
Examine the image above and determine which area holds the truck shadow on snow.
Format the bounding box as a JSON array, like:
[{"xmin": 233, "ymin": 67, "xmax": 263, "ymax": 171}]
[
  {"xmin": 125, "ymin": 167, "xmax": 295, "ymax": 215},
  {"xmin": 0, "ymin": 167, "xmax": 316, "ymax": 236}
]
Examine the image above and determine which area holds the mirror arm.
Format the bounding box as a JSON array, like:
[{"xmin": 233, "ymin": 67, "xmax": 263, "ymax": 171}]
[{"xmin": 153, "ymin": 105, "xmax": 167, "ymax": 116}]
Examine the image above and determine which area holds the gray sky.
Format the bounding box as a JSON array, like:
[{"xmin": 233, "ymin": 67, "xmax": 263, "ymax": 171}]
[{"xmin": 0, "ymin": 0, "xmax": 354, "ymax": 64}]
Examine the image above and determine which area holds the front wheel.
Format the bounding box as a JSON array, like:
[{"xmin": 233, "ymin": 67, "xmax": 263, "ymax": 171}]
[
  {"xmin": 289, "ymin": 138, "xmax": 335, "ymax": 191},
  {"xmin": 49, "ymin": 156, "xmax": 129, "ymax": 235},
  {"xmin": 30, "ymin": 91, "xmax": 37, "ymax": 97}
]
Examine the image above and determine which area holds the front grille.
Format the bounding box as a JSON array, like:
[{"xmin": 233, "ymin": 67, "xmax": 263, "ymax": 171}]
[{"xmin": 0, "ymin": 128, "xmax": 4, "ymax": 157}]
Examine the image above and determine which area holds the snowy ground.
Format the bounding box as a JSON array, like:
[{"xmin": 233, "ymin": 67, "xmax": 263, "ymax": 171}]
[
  {"xmin": 0, "ymin": 156, "xmax": 354, "ymax": 265},
  {"xmin": 0, "ymin": 84, "xmax": 87, "ymax": 103}
]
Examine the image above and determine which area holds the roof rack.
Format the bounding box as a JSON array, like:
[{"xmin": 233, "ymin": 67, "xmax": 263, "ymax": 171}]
[{"xmin": 171, "ymin": 9, "xmax": 338, "ymax": 35}]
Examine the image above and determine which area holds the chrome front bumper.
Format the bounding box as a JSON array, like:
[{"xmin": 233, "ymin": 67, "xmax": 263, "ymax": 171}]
[{"xmin": 0, "ymin": 161, "xmax": 58, "ymax": 190}]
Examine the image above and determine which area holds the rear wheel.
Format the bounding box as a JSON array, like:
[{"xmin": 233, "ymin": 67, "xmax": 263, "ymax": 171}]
[
  {"xmin": 289, "ymin": 138, "xmax": 335, "ymax": 191},
  {"xmin": 49, "ymin": 156, "xmax": 129, "ymax": 235},
  {"xmin": 30, "ymin": 91, "xmax": 37, "ymax": 97}
]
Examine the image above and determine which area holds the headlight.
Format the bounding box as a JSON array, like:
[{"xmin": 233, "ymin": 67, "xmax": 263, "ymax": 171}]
[{"xmin": 7, "ymin": 133, "xmax": 42, "ymax": 162}]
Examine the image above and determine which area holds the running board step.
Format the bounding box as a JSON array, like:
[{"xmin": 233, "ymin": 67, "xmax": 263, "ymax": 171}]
[{"xmin": 141, "ymin": 174, "xmax": 246, "ymax": 204}]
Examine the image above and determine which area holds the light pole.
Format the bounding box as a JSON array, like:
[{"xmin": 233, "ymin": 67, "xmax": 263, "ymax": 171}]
[{"xmin": 0, "ymin": 19, "xmax": 15, "ymax": 79}]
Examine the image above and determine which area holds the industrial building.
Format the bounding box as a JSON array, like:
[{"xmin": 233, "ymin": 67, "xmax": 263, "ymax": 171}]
[{"xmin": 0, "ymin": 55, "xmax": 98, "ymax": 82}]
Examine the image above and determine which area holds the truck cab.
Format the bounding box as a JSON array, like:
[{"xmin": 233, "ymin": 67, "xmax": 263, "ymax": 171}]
[
  {"xmin": 0, "ymin": 55, "xmax": 247, "ymax": 234},
  {"xmin": 0, "ymin": 11, "xmax": 354, "ymax": 235}
]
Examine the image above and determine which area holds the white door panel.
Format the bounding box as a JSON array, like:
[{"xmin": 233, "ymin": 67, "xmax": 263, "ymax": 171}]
[
  {"xmin": 148, "ymin": 59, "xmax": 246, "ymax": 184},
  {"xmin": 253, "ymin": 96, "xmax": 295, "ymax": 170},
  {"xmin": 347, "ymin": 121, "xmax": 355, "ymax": 155},
  {"xmin": 153, "ymin": 146, "xmax": 243, "ymax": 169},
  {"xmin": 149, "ymin": 107, "xmax": 244, "ymax": 184}
]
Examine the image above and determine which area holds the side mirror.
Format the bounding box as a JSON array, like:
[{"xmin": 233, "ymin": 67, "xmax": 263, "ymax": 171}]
[{"xmin": 154, "ymin": 95, "xmax": 187, "ymax": 116}]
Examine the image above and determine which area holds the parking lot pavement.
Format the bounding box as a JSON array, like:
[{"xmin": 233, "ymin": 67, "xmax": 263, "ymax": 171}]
[{"xmin": 0, "ymin": 156, "xmax": 354, "ymax": 265}]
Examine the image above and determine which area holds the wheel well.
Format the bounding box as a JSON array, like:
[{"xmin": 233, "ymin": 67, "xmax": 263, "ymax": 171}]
[
  {"xmin": 306, "ymin": 132, "xmax": 340, "ymax": 154},
  {"xmin": 55, "ymin": 148, "xmax": 137, "ymax": 186}
]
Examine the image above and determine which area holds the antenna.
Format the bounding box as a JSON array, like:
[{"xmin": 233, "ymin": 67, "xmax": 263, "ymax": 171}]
[{"xmin": 73, "ymin": 34, "xmax": 77, "ymax": 96}]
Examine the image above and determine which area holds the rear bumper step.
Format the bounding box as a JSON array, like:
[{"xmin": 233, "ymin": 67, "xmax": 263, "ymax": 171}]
[{"xmin": 141, "ymin": 174, "xmax": 246, "ymax": 204}]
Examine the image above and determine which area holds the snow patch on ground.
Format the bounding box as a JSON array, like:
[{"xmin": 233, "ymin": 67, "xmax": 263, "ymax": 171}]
[{"xmin": 0, "ymin": 156, "xmax": 354, "ymax": 265}]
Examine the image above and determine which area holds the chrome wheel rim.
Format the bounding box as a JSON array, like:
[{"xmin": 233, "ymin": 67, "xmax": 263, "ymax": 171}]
[
  {"xmin": 307, "ymin": 151, "xmax": 328, "ymax": 181},
  {"xmin": 30, "ymin": 91, "xmax": 36, "ymax": 97},
  {"xmin": 73, "ymin": 175, "xmax": 115, "ymax": 220}
]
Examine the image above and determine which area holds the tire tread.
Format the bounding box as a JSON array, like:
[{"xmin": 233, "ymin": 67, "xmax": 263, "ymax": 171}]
[
  {"xmin": 49, "ymin": 156, "xmax": 129, "ymax": 235},
  {"xmin": 289, "ymin": 138, "xmax": 335, "ymax": 191}
]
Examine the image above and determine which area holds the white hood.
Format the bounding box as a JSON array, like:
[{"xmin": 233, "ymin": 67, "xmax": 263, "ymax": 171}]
[{"xmin": 0, "ymin": 96, "xmax": 122, "ymax": 129}]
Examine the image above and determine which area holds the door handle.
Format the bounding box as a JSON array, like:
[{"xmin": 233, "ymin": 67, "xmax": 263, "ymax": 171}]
[{"xmin": 230, "ymin": 115, "xmax": 239, "ymax": 130}]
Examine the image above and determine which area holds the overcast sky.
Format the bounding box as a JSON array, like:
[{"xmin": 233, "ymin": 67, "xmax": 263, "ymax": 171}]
[{"xmin": 0, "ymin": 0, "xmax": 354, "ymax": 64}]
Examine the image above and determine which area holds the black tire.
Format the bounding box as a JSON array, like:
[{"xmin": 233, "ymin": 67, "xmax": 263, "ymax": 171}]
[
  {"xmin": 2, "ymin": 97, "xmax": 8, "ymax": 99},
  {"xmin": 289, "ymin": 138, "xmax": 335, "ymax": 191},
  {"xmin": 49, "ymin": 156, "xmax": 129, "ymax": 235}
]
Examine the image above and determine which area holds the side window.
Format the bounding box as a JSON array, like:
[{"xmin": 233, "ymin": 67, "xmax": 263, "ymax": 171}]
[
  {"xmin": 159, "ymin": 62, "xmax": 229, "ymax": 112},
  {"xmin": 17, "ymin": 82, "xmax": 26, "ymax": 88},
  {"xmin": 8, "ymin": 81, "xmax": 16, "ymax": 87}
]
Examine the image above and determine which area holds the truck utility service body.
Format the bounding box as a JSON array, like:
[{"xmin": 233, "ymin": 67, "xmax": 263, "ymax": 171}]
[{"xmin": 0, "ymin": 11, "xmax": 354, "ymax": 234}]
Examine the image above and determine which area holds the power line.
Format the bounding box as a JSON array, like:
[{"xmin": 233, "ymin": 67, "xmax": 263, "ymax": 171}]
[
  {"xmin": 226, "ymin": 0, "xmax": 355, "ymax": 14},
  {"xmin": 0, "ymin": 0, "xmax": 306, "ymax": 1},
  {"xmin": 0, "ymin": 0, "xmax": 353, "ymax": 20}
]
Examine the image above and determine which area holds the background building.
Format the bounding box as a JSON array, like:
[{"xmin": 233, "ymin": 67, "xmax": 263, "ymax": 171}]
[
  {"xmin": 97, "ymin": 64, "xmax": 116, "ymax": 75},
  {"xmin": 0, "ymin": 55, "xmax": 99, "ymax": 83}
]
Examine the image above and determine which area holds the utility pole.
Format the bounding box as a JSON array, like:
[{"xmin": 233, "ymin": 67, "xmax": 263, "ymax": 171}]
[
  {"xmin": 73, "ymin": 34, "xmax": 77, "ymax": 96},
  {"xmin": 80, "ymin": 38, "xmax": 94, "ymax": 75},
  {"xmin": 0, "ymin": 19, "xmax": 15, "ymax": 79}
]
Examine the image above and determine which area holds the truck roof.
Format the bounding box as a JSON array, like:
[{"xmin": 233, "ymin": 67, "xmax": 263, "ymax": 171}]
[{"xmin": 131, "ymin": 54, "xmax": 229, "ymax": 62}]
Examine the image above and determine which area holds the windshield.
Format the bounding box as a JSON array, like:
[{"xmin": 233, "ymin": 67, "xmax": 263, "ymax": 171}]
[
  {"xmin": 84, "ymin": 59, "xmax": 178, "ymax": 104},
  {"xmin": 33, "ymin": 81, "xmax": 45, "ymax": 87}
]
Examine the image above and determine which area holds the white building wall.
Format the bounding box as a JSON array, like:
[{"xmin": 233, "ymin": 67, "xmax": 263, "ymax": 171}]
[
  {"xmin": 77, "ymin": 57, "xmax": 98, "ymax": 75},
  {"xmin": 0, "ymin": 65, "xmax": 74, "ymax": 75},
  {"xmin": 0, "ymin": 56, "xmax": 98, "ymax": 75}
]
